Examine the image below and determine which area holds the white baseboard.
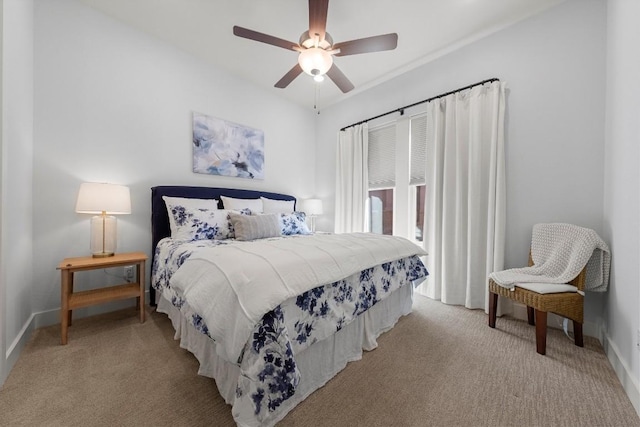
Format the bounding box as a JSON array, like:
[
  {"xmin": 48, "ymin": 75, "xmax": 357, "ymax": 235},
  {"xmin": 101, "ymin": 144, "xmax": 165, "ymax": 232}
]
[
  {"xmin": 603, "ymin": 334, "xmax": 640, "ymax": 417},
  {"xmin": 4, "ymin": 313, "xmax": 36, "ymax": 384}
]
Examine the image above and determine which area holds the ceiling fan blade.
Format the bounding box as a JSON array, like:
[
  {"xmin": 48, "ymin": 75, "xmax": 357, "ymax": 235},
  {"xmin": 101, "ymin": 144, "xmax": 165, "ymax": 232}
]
[
  {"xmin": 308, "ymin": 0, "xmax": 329, "ymax": 42},
  {"xmin": 333, "ymin": 33, "xmax": 398, "ymax": 56},
  {"xmin": 275, "ymin": 63, "xmax": 303, "ymax": 88},
  {"xmin": 326, "ymin": 64, "xmax": 355, "ymax": 93},
  {"xmin": 233, "ymin": 26, "xmax": 299, "ymax": 51}
]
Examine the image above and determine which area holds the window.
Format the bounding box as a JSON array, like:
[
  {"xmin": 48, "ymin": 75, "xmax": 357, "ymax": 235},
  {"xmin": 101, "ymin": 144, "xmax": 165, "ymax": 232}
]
[
  {"xmin": 367, "ymin": 123, "xmax": 396, "ymax": 236},
  {"xmin": 368, "ymin": 114, "xmax": 427, "ymax": 244},
  {"xmin": 369, "ymin": 189, "xmax": 393, "ymax": 235},
  {"xmin": 410, "ymin": 115, "xmax": 427, "ymax": 242}
]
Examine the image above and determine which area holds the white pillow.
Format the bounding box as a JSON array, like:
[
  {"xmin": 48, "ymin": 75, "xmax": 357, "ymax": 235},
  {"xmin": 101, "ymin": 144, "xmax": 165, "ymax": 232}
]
[
  {"xmin": 220, "ymin": 196, "xmax": 263, "ymax": 213},
  {"xmin": 261, "ymin": 197, "xmax": 295, "ymax": 214},
  {"xmin": 163, "ymin": 196, "xmax": 218, "ymax": 237},
  {"xmin": 229, "ymin": 212, "xmax": 281, "ymax": 241},
  {"xmin": 514, "ymin": 282, "xmax": 579, "ymax": 294}
]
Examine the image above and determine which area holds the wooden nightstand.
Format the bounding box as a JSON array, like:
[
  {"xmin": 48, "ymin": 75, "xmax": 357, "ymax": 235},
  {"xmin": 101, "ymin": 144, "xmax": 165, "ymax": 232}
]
[{"xmin": 57, "ymin": 252, "xmax": 147, "ymax": 345}]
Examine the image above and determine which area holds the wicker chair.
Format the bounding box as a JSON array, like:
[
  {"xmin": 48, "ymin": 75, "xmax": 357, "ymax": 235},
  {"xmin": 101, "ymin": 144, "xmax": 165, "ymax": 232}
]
[{"xmin": 488, "ymin": 253, "xmax": 587, "ymax": 355}]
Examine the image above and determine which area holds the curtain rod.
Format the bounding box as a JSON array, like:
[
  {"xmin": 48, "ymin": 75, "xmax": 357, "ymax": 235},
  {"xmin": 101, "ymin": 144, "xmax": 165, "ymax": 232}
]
[{"xmin": 340, "ymin": 78, "xmax": 500, "ymax": 131}]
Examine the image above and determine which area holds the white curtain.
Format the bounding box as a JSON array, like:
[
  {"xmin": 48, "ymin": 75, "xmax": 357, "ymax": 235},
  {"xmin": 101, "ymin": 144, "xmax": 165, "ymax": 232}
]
[
  {"xmin": 335, "ymin": 124, "xmax": 369, "ymax": 233},
  {"xmin": 417, "ymin": 81, "xmax": 507, "ymax": 311}
]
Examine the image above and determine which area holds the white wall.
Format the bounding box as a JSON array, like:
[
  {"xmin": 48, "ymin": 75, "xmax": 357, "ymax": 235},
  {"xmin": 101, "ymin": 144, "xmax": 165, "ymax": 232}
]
[
  {"xmin": 316, "ymin": 0, "xmax": 607, "ymax": 329},
  {"xmin": 0, "ymin": 0, "xmax": 5, "ymax": 384},
  {"xmin": 603, "ymin": 0, "xmax": 640, "ymax": 413},
  {"xmin": 31, "ymin": 0, "xmax": 316, "ymax": 320},
  {"xmin": 1, "ymin": 0, "xmax": 34, "ymax": 382}
]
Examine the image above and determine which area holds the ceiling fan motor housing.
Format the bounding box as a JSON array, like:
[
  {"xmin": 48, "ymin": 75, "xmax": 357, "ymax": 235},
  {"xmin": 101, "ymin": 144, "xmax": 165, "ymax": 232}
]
[{"xmin": 299, "ymin": 30, "xmax": 333, "ymax": 49}]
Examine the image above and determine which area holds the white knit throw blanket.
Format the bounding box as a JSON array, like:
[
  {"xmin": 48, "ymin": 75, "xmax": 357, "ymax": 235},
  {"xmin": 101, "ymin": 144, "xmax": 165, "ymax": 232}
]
[{"xmin": 489, "ymin": 223, "xmax": 610, "ymax": 292}]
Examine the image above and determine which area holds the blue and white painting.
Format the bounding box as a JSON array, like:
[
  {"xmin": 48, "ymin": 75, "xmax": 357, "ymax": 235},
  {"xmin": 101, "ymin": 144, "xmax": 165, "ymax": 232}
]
[{"xmin": 192, "ymin": 112, "xmax": 264, "ymax": 179}]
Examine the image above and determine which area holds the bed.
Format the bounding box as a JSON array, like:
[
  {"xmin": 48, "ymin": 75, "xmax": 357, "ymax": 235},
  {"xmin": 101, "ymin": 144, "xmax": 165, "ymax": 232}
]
[{"xmin": 150, "ymin": 185, "xmax": 428, "ymax": 426}]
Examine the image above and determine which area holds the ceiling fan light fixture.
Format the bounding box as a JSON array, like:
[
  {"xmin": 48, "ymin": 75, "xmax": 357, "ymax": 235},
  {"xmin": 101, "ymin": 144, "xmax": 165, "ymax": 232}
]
[
  {"xmin": 313, "ymin": 74, "xmax": 324, "ymax": 82},
  {"xmin": 298, "ymin": 47, "xmax": 333, "ymax": 77}
]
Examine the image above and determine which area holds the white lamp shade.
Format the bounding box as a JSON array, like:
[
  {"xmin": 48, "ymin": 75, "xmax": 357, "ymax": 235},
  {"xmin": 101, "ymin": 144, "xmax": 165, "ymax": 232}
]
[
  {"xmin": 298, "ymin": 48, "xmax": 333, "ymax": 76},
  {"xmin": 75, "ymin": 182, "xmax": 131, "ymax": 214},
  {"xmin": 301, "ymin": 199, "xmax": 323, "ymax": 216}
]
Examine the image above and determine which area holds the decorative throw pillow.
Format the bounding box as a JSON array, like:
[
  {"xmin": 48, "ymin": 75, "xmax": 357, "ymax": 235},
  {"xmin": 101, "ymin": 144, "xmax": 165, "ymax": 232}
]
[
  {"xmin": 220, "ymin": 196, "xmax": 263, "ymax": 213},
  {"xmin": 279, "ymin": 212, "xmax": 311, "ymax": 235},
  {"xmin": 169, "ymin": 208, "xmax": 249, "ymax": 241},
  {"xmin": 229, "ymin": 212, "xmax": 281, "ymax": 241},
  {"xmin": 260, "ymin": 197, "xmax": 295, "ymax": 214},
  {"xmin": 163, "ymin": 196, "xmax": 219, "ymax": 237}
]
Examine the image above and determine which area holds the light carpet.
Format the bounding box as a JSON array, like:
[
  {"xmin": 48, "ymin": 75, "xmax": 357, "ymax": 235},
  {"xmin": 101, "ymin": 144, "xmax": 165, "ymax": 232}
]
[{"xmin": 0, "ymin": 295, "xmax": 638, "ymax": 426}]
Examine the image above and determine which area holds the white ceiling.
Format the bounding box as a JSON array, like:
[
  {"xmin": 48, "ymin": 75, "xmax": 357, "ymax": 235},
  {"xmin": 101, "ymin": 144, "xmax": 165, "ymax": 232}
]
[{"xmin": 77, "ymin": 0, "xmax": 565, "ymax": 109}]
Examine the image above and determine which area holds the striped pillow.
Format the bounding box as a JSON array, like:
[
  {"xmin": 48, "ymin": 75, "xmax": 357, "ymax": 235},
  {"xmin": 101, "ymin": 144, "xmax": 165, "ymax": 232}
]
[{"xmin": 229, "ymin": 212, "xmax": 281, "ymax": 241}]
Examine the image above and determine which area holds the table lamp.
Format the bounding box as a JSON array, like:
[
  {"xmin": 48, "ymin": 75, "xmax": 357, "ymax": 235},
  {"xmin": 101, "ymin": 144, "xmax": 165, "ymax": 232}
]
[
  {"xmin": 75, "ymin": 182, "xmax": 131, "ymax": 257},
  {"xmin": 301, "ymin": 199, "xmax": 323, "ymax": 232}
]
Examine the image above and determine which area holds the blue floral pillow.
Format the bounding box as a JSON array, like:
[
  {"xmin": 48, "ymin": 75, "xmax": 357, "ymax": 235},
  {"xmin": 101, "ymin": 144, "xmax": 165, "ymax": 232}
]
[
  {"xmin": 162, "ymin": 196, "xmax": 218, "ymax": 237},
  {"xmin": 169, "ymin": 207, "xmax": 250, "ymax": 241},
  {"xmin": 279, "ymin": 212, "xmax": 311, "ymax": 235}
]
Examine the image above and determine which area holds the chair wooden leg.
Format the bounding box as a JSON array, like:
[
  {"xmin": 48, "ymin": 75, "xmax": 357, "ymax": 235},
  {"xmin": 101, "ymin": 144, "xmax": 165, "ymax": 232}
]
[
  {"xmin": 573, "ymin": 321, "xmax": 584, "ymax": 347},
  {"xmin": 534, "ymin": 309, "xmax": 547, "ymax": 355},
  {"xmin": 527, "ymin": 306, "xmax": 535, "ymax": 325},
  {"xmin": 488, "ymin": 291, "xmax": 498, "ymax": 328}
]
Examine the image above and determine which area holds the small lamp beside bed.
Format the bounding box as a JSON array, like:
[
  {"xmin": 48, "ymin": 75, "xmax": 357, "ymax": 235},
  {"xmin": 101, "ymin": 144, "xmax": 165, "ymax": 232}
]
[
  {"xmin": 300, "ymin": 198, "xmax": 323, "ymax": 232},
  {"xmin": 75, "ymin": 182, "xmax": 131, "ymax": 257}
]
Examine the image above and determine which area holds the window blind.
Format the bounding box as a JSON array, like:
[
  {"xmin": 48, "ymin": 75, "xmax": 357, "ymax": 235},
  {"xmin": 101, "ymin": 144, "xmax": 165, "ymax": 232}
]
[
  {"xmin": 368, "ymin": 124, "xmax": 396, "ymax": 189},
  {"xmin": 410, "ymin": 114, "xmax": 427, "ymax": 186}
]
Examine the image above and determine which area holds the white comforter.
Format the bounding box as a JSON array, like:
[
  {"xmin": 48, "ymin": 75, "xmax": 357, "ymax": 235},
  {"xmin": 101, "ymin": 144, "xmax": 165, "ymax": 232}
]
[{"xmin": 169, "ymin": 232, "xmax": 427, "ymax": 363}]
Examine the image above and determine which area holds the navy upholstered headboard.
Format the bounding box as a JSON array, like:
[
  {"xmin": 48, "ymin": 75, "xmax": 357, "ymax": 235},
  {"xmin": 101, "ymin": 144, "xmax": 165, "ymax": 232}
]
[{"xmin": 150, "ymin": 185, "xmax": 296, "ymax": 303}]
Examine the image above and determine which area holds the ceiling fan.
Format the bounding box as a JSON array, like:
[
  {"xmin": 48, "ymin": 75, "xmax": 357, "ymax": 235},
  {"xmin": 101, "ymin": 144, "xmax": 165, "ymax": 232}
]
[{"xmin": 232, "ymin": 0, "xmax": 398, "ymax": 93}]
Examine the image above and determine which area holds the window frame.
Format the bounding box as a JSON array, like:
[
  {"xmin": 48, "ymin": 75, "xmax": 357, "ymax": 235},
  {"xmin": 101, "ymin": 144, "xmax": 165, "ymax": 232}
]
[{"xmin": 367, "ymin": 111, "xmax": 427, "ymax": 245}]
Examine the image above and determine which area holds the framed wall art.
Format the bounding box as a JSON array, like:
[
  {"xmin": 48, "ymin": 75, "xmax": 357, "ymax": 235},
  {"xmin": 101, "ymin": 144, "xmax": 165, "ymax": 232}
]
[{"xmin": 192, "ymin": 112, "xmax": 264, "ymax": 179}]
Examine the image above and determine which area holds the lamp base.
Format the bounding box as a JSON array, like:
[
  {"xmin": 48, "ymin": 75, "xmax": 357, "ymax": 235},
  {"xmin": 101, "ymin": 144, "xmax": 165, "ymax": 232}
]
[
  {"xmin": 92, "ymin": 252, "xmax": 115, "ymax": 258},
  {"xmin": 90, "ymin": 215, "xmax": 117, "ymax": 257}
]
